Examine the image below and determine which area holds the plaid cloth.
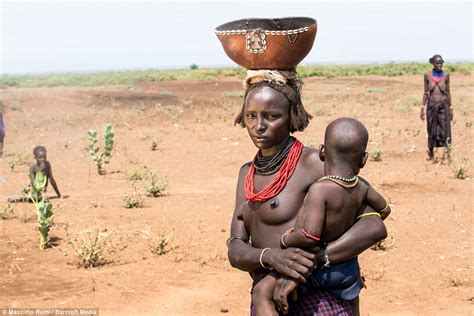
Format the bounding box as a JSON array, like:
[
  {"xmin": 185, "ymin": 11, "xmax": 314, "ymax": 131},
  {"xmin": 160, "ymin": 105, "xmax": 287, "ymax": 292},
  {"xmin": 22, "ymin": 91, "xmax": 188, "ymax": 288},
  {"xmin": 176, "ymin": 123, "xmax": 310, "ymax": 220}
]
[{"xmin": 250, "ymin": 288, "xmax": 352, "ymax": 316}]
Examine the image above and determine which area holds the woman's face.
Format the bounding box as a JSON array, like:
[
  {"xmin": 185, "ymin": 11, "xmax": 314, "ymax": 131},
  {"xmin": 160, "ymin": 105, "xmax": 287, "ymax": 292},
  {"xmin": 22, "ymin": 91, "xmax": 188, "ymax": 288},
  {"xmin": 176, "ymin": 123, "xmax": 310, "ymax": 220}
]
[
  {"xmin": 432, "ymin": 58, "xmax": 443, "ymax": 72},
  {"xmin": 244, "ymin": 86, "xmax": 291, "ymax": 156}
]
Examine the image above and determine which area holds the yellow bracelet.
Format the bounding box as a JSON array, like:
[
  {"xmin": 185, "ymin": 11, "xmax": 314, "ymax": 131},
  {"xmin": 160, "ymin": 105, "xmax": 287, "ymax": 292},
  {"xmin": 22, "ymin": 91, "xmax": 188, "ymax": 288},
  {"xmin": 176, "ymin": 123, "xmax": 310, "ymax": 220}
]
[
  {"xmin": 356, "ymin": 212, "xmax": 381, "ymax": 220},
  {"xmin": 378, "ymin": 203, "xmax": 389, "ymax": 214},
  {"xmin": 259, "ymin": 247, "xmax": 272, "ymax": 269}
]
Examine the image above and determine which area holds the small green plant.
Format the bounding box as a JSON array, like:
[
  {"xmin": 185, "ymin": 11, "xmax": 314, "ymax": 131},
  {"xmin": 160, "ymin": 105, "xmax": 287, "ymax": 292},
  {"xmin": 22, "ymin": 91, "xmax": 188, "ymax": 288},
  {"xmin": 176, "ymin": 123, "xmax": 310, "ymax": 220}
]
[
  {"xmin": 67, "ymin": 227, "xmax": 110, "ymax": 268},
  {"xmin": 122, "ymin": 190, "xmax": 145, "ymax": 208},
  {"xmin": 150, "ymin": 140, "xmax": 158, "ymax": 151},
  {"xmin": 24, "ymin": 171, "xmax": 53, "ymax": 249},
  {"xmin": 142, "ymin": 171, "xmax": 168, "ymax": 197},
  {"xmin": 454, "ymin": 158, "xmax": 469, "ymax": 179},
  {"xmin": 371, "ymin": 148, "xmax": 383, "ymax": 161},
  {"xmin": 140, "ymin": 230, "xmax": 175, "ymax": 256},
  {"xmin": 0, "ymin": 203, "xmax": 14, "ymax": 220},
  {"xmin": 124, "ymin": 166, "xmax": 147, "ymax": 181},
  {"xmin": 442, "ymin": 141, "xmax": 453, "ymax": 164},
  {"xmin": 88, "ymin": 124, "xmax": 115, "ymax": 175},
  {"xmin": 465, "ymin": 120, "xmax": 473, "ymax": 129},
  {"xmin": 370, "ymin": 235, "xmax": 394, "ymax": 251}
]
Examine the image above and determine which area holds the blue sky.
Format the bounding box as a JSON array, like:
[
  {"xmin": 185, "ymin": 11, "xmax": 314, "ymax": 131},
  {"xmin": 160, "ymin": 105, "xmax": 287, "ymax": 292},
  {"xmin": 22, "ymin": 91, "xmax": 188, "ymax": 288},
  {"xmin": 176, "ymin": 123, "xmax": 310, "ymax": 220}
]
[{"xmin": 1, "ymin": 0, "xmax": 472, "ymax": 74}]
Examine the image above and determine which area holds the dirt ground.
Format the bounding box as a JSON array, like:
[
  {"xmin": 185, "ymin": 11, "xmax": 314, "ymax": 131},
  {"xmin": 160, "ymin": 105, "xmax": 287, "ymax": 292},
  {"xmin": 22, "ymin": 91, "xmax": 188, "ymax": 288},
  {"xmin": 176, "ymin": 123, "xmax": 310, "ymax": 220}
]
[{"xmin": 0, "ymin": 74, "xmax": 473, "ymax": 315}]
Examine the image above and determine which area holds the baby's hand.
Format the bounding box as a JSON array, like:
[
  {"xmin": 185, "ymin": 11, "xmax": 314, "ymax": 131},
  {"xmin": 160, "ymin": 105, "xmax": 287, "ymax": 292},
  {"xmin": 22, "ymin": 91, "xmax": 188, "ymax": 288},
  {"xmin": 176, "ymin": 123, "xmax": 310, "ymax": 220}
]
[{"xmin": 273, "ymin": 277, "xmax": 299, "ymax": 315}]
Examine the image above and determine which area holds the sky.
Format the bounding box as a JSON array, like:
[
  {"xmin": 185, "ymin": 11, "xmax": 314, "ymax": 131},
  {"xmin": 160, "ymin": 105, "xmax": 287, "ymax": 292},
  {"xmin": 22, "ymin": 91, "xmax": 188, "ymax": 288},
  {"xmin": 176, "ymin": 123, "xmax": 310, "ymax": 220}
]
[{"xmin": 1, "ymin": 0, "xmax": 472, "ymax": 74}]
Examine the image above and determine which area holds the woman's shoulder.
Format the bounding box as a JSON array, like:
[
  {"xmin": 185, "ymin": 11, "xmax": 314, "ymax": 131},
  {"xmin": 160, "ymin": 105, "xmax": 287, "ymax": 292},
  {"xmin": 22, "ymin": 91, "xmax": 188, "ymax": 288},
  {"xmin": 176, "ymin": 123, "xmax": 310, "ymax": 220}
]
[{"xmin": 300, "ymin": 146, "xmax": 324, "ymax": 175}]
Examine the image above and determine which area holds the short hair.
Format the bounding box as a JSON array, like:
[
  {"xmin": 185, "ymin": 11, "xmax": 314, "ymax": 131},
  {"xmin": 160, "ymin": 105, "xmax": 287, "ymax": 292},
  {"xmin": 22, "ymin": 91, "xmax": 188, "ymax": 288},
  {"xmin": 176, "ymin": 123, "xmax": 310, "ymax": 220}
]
[
  {"xmin": 324, "ymin": 117, "xmax": 368, "ymax": 163},
  {"xmin": 234, "ymin": 80, "xmax": 313, "ymax": 133},
  {"xmin": 33, "ymin": 145, "xmax": 47, "ymax": 157},
  {"xmin": 429, "ymin": 54, "xmax": 444, "ymax": 64}
]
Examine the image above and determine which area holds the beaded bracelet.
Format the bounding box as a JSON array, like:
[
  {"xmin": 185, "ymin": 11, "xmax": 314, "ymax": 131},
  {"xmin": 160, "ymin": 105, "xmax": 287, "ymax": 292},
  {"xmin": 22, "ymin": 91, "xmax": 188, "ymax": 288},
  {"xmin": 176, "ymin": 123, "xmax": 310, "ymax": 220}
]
[{"xmin": 259, "ymin": 247, "xmax": 272, "ymax": 269}]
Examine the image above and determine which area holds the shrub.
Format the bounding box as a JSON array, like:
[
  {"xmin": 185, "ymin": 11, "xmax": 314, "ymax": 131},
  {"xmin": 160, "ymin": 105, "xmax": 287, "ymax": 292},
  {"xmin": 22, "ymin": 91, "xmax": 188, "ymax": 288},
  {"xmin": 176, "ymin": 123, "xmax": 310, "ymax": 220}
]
[{"xmin": 88, "ymin": 124, "xmax": 115, "ymax": 175}]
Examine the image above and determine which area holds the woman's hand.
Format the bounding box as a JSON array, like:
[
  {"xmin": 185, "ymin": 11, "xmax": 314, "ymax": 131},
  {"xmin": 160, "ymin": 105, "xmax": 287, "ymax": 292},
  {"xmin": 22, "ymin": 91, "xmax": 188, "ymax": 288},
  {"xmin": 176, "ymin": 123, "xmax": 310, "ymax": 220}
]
[
  {"xmin": 420, "ymin": 106, "xmax": 425, "ymax": 121},
  {"xmin": 266, "ymin": 247, "xmax": 315, "ymax": 282},
  {"xmin": 450, "ymin": 107, "xmax": 454, "ymax": 121},
  {"xmin": 273, "ymin": 277, "xmax": 299, "ymax": 315}
]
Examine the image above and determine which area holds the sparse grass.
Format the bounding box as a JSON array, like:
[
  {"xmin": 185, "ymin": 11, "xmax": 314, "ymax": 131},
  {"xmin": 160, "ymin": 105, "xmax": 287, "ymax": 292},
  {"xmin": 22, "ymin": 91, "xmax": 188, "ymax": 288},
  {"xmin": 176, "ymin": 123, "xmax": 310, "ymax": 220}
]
[
  {"xmin": 140, "ymin": 229, "xmax": 175, "ymax": 256},
  {"xmin": 2, "ymin": 63, "xmax": 471, "ymax": 88},
  {"xmin": 0, "ymin": 203, "xmax": 14, "ymax": 220},
  {"xmin": 124, "ymin": 166, "xmax": 147, "ymax": 181},
  {"xmin": 367, "ymin": 88, "xmax": 385, "ymax": 94},
  {"xmin": 221, "ymin": 91, "xmax": 243, "ymax": 98},
  {"xmin": 142, "ymin": 171, "xmax": 168, "ymax": 197},
  {"xmin": 67, "ymin": 227, "xmax": 110, "ymax": 268},
  {"xmin": 370, "ymin": 235, "xmax": 395, "ymax": 251},
  {"xmin": 122, "ymin": 190, "xmax": 145, "ymax": 208},
  {"xmin": 465, "ymin": 120, "xmax": 473, "ymax": 129},
  {"xmin": 393, "ymin": 97, "xmax": 418, "ymax": 114},
  {"xmin": 8, "ymin": 103, "xmax": 23, "ymax": 111},
  {"xmin": 150, "ymin": 140, "xmax": 158, "ymax": 151},
  {"xmin": 371, "ymin": 148, "xmax": 383, "ymax": 162},
  {"xmin": 454, "ymin": 158, "xmax": 469, "ymax": 179},
  {"xmin": 450, "ymin": 274, "xmax": 468, "ymax": 287},
  {"xmin": 5, "ymin": 150, "xmax": 30, "ymax": 172},
  {"xmin": 159, "ymin": 91, "xmax": 174, "ymax": 97}
]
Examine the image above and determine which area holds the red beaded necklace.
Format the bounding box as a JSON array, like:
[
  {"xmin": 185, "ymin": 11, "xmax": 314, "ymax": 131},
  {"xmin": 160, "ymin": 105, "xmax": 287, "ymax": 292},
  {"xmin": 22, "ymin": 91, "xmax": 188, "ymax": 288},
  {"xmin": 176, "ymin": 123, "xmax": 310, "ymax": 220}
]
[
  {"xmin": 245, "ymin": 139, "xmax": 304, "ymax": 202},
  {"xmin": 429, "ymin": 71, "xmax": 444, "ymax": 84}
]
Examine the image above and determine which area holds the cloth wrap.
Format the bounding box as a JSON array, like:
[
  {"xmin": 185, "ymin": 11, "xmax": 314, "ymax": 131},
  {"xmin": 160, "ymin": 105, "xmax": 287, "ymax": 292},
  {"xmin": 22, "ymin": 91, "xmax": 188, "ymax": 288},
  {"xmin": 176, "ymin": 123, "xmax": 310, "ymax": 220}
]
[{"xmin": 426, "ymin": 99, "xmax": 452, "ymax": 149}]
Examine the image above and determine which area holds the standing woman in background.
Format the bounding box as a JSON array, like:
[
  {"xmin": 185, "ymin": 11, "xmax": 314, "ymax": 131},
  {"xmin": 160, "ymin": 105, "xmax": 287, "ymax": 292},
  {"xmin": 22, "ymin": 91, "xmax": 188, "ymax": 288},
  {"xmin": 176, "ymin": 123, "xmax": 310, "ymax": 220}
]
[{"xmin": 420, "ymin": 54, "xmax": 453, "ymax": 160}]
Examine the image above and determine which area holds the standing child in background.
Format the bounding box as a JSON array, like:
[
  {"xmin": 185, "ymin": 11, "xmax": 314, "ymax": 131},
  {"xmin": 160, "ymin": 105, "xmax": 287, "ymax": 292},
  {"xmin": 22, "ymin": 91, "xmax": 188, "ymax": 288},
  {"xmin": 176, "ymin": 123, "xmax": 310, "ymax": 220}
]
[
  {"xmin": 251, "ymin": 117, "xmax": 390, "ymax": 316},
  {"xmin": 8, "ymin": 146, "xmax": 63, "ymax": 202}
]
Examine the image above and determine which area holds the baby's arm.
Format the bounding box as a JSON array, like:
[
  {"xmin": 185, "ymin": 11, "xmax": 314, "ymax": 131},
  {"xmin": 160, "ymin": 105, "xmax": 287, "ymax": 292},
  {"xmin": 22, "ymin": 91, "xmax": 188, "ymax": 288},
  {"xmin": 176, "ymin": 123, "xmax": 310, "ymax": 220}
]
[
  {"xmin": 366, "ymin": 185, "xmax": 391, "ymax": 220},
  {"xmin": 281, "ymin": 183, "xmax": 326, "ymax": 249},
  {"xmin": 46, "ymin": 162, "xmax": 61, "ymax": 197}
]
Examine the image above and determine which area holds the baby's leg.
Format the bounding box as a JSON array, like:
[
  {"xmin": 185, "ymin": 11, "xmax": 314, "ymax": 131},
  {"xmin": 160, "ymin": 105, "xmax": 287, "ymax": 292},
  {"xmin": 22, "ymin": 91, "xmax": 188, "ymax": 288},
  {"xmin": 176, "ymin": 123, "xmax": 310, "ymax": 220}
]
[
  {"xmin": 349, "ymin": 296, "xmax": 360, "ymax": 316},
  {"xmin": 252, "ymin": 273, "xmax": 278, "ymax": 316}
]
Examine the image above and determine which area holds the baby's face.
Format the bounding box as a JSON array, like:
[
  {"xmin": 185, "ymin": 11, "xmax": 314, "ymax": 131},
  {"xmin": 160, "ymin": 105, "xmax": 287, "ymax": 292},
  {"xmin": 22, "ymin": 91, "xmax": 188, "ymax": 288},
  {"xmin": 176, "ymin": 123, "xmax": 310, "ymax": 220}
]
[{"xmin": 35, "ymin": 151, "xmax": 47, "ymax": 164}]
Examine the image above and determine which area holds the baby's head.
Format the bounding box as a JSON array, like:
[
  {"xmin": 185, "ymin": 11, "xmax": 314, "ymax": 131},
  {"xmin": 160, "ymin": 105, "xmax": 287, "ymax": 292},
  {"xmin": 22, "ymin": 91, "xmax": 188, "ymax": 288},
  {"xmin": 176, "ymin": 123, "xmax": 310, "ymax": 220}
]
[
  {"xmin": 320, "ymin": 117, "xmax": 369, "ymax": 175},
  {"xmin": 33, "ymin": 145, "xmax": 47, "ymax": 166}
]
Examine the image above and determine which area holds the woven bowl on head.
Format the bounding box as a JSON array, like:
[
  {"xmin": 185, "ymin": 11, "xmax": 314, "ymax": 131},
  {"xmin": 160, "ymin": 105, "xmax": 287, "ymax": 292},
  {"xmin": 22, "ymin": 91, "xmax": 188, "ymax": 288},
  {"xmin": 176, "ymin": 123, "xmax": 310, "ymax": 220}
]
[{"xmin": 215, "ymin": 17, "xmax": 317, "ymax": 70}]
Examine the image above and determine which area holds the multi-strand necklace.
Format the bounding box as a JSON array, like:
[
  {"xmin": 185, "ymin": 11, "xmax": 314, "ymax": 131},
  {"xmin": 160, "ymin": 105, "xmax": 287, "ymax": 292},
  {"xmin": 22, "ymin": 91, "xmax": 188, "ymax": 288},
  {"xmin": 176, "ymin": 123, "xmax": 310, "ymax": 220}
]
[
  {"xmin": 319, "ymin": 174, "xmax": 359, "ymax": 188},
  {"xmin": 245, "ymin": 138, "xmax": 303, "ymax": 202},
  {"xmin": 429, "ymin": 70, "xmax": 444, "ymax": 84},
  {"xmin": 254, "ymin": 136, "xmax": 295, "ymax": 175}
]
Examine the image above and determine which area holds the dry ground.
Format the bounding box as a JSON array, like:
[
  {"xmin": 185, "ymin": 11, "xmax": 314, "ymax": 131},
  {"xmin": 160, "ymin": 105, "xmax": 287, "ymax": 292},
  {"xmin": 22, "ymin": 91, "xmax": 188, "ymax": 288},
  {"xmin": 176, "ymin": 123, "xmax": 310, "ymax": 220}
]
[{"xmin": 0, "ymin": 74, "xmax": 473, "ymax": 315}]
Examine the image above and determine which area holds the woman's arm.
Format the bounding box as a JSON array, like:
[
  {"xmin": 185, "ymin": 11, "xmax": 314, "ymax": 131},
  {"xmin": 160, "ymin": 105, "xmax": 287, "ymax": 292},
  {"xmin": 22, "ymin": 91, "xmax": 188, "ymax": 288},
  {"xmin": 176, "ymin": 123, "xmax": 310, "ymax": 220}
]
[
  {"xmin": 46, "ymin": 162, "xmax": 61, "ymax": 197},
  {"xmin": 314, "ymin": 206, "xmax": 387, "ymax": 266},
  {"xmin": 421, "ymin": 73, "xmax": 428, "ymax": 120},
  {"xmin": 446, "ymin": 73, "xmax": 453, "ymax": 120}
]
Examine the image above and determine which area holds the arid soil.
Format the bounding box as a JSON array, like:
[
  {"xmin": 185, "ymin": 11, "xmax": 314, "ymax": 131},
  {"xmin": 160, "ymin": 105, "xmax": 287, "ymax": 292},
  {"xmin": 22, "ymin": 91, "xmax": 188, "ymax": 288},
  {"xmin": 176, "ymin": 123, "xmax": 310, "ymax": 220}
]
[{"xmin": 0, "ymin": 74, "xmax": 472, "ymax": 315}]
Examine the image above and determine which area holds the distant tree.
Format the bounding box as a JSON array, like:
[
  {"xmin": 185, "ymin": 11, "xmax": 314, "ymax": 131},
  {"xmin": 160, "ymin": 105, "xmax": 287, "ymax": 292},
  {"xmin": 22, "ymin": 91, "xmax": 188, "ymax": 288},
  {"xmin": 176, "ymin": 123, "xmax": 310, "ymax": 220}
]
[{"xmin": 190, "ymin": 64, "xmax": 198, "ymax": 70}]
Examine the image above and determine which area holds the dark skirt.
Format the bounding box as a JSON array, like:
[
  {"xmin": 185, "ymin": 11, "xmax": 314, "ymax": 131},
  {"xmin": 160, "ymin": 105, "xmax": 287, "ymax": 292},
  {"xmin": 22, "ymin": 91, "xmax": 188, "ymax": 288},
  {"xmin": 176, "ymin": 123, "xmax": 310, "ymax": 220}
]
[{"xmin": 426, "ymin": 99, "xmax": 451, "ymax": 148}]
